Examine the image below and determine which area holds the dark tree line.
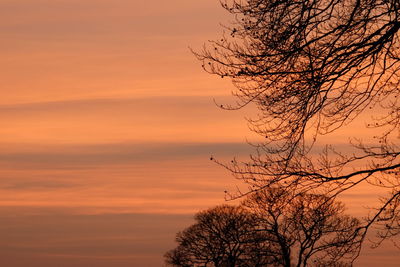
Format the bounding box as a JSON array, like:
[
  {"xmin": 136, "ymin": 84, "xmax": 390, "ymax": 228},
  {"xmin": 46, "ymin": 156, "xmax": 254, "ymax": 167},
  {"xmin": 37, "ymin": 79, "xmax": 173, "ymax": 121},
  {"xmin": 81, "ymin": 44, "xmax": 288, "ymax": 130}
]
[
  {"xmin": 165, "ymin": 188, "xmax": 362, "ymax": 267},
  {"xmin": 193, "ymin": 0, "xmax": 400, "ymax": 245}
]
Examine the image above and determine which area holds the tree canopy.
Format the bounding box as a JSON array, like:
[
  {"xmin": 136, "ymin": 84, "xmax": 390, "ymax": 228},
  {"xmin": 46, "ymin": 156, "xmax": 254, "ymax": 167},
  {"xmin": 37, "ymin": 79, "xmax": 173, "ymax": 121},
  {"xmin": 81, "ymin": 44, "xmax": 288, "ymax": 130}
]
[
  {"xmin": 164, "ymin": 205, "xmax": 273, "ymax": 267},
  {"xmin": 165, "ymin": 188, "xmax": 362, "ymax": 266}
]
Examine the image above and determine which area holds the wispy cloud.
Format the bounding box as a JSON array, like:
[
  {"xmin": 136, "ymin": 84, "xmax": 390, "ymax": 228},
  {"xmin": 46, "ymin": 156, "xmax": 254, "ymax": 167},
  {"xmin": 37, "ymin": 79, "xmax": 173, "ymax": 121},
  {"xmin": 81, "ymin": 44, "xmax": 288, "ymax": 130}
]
[
  {"xmin": 0, "ymin": 141, "xmax": 251, "ymax": 168},
  {"xmin": 0, "ymin": 96, "xmax": 256, "ymax": 143}
]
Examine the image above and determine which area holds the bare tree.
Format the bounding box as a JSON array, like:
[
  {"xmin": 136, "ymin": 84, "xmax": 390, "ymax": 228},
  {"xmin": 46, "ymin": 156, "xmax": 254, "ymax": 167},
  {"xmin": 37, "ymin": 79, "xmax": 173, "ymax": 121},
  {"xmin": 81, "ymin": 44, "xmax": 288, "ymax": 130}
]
[
  {"xmin": 165, "ymin": 189, "xmax": 362, "ymax": 266},
  {"xmin": 195, "ymin": 0, "xmax": 400, "ymax": 243},
  {"xmin": 164, "ymin": 205, "xmax": 275, "ymax": 267},
  {"xmin": 243, "ymin": 187, "xmax": 362, "ymax": 267}
]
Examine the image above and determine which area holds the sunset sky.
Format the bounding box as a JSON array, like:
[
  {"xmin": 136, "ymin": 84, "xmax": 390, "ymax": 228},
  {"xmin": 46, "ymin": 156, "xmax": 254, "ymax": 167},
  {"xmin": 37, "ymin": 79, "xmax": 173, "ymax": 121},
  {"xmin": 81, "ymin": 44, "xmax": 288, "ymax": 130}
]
[{"xmin": 1, "ymin": 1, "xmax": 399, "ymax": 266}]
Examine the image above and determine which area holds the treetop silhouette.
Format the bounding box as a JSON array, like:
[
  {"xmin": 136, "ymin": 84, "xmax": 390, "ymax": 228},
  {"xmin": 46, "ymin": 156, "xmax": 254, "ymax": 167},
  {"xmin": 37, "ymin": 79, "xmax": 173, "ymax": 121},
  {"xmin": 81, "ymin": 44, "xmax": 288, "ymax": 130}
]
[{"xmin": 165, "ymin": 187, "xmax": 362, "ymax": 266}]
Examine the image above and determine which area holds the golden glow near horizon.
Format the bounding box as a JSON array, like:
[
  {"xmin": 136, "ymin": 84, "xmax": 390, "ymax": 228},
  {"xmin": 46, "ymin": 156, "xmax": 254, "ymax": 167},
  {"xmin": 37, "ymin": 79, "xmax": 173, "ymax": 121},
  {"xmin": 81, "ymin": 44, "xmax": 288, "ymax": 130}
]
[{"xmin": 1, "ymin": 1, "xmax": 399, "ymax": 266}]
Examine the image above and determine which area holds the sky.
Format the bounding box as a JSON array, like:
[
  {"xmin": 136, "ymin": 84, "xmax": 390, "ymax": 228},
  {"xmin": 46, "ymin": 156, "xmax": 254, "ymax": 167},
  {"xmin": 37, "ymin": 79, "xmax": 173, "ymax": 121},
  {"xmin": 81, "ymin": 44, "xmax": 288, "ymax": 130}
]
[{"xmin": 1, "ymin": 0, "xmax": 399, "ymax": 266}]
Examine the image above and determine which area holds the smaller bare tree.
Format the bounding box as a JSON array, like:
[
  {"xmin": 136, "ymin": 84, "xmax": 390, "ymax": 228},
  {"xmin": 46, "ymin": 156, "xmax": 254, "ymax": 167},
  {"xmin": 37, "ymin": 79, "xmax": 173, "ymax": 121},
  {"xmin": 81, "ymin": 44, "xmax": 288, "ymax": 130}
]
[
  {"xmin": 243, "ymin": 187, "xmax": 362, "ymax": 267},
  {"xmin": 164, "ymin": 205, "xmax": 274, "ymax": 267}
]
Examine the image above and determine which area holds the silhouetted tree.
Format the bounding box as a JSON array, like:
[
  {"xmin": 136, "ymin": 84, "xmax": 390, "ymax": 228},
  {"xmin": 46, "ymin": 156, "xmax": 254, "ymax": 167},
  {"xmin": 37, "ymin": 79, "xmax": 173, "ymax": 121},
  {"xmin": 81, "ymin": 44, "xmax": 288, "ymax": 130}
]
[
  {"xmin": 195, "ymin": 0, "xmax": 400, "ymax": 243},
  {"xmin": 165, "ymin": 189, "xmax": 362, "ymax": 266},
  {"xmin": 243, "ymin": 187, "xmax": 362, "ymax": 266},
  {"xmin": 164, "ymin": 205, "xmax": 275, "ymax": 266}
]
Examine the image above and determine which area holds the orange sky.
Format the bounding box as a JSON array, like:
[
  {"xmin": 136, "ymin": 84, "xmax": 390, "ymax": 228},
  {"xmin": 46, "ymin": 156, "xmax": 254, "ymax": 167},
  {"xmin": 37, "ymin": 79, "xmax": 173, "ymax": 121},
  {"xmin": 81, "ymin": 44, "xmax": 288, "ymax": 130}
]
[{"xmin": 1, "ymin": 0, "xmax": 399, "ymax": 266}]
